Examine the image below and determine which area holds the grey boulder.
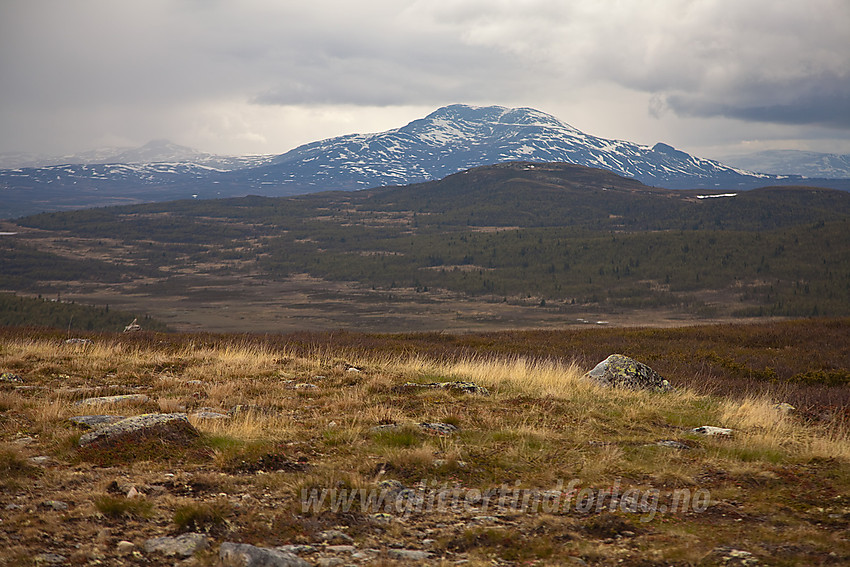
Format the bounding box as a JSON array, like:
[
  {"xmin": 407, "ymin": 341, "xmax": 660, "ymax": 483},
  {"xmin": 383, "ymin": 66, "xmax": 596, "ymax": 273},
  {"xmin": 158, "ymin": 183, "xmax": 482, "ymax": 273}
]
[
  {"xmin": 78, "ymin": 413, "xmax": 199, "ymax": 448},
  {"xmin": 584, "ymin": 354, "xmax": 672, "ymax": 392}
]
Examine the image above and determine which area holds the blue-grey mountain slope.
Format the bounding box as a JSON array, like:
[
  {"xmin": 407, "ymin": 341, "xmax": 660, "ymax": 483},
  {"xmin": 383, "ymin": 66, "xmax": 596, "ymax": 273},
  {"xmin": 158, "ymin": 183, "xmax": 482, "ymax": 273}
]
[
  {"xmin": 2, "ymin": 104, "xmax": 849, "ymax": 219},
  {"xmin": 717, "ymin": 150, "xmax": 850, "ymax": 179},
  {"xmin": 232, "ymin": 104, "xmax": 772, "ymax": 192}
]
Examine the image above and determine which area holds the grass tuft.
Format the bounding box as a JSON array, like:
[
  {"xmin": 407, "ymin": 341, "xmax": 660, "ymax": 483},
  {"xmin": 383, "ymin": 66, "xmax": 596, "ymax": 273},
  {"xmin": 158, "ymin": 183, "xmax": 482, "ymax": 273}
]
[{"xmin": 93, "ymin": 495, "xmax": 154, "ymax": 519}]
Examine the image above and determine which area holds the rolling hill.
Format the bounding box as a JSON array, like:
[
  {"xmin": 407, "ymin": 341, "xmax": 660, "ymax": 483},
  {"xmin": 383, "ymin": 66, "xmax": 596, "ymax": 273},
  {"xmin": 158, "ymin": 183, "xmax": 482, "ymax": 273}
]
[{"xmin": 2, "ymin": 162, "xmax": 849, "ymax": 332}]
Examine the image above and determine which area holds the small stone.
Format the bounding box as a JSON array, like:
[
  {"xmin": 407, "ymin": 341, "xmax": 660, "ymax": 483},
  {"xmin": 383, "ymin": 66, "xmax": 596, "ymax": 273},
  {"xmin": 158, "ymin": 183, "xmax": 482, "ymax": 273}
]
[
  {"xmin": 276, "ymin": 545, "xmax": 316, "ymax": 554},
  {"xmin": 185, "ymin": 380, "xmax": 204, "ymax": 386},
  {"xmin": 346, "ymin": 367, "xmax": 361, "ymax": 373},
  {"xmin": 74, "ymin": 394, "xmax": 149, "ymax": 407},
  {"xmin": 126, "ymin": 486, "xmax": 140, "ymax": 498},
  {"xmin": 376, "ymin": 479, "xmax": 405, "ymax": 494},
  {"xmin": 691, "ymin": 425, "xmax": 733, "ymax": 436},
  {"xmin": 228, "ymin": 404, "xmax": 265, "ymax": 416},
  {"xmin": 705, "ymin": 547, "xmax": 759, "ymax": 566},
  {"xmin": 317, "ymin": 559, "xmax": 344, "ymax": 567},
  {"xmin": 64, "ymin": 338, "xmax": 93, "ymax": 345},
  {"xmin": 402, "ymin": 381, "xmax": 490, "ymax": 396},
  {"xmin": 41, "ymin": 500, "xmax": 69, "ymax": 511},
  {"xmin": 0, "ymin": 372, "xmax": 24, "ymax": 383},
  {"xmin": 325, "ymin": 545, "xmax": 356, "ymax": 553},
  {"xmin": 5, "ymin": 503, "xmax": 24, "ymax": 510},
  {"xmin": 34, "ymin": 553, "xmax": 66, "ymax": 564},
  {"xmin": 29, "ymin": 456, "xmax": 51, "ymax": 465},
  {"xmin": 143, "ymin": 533, "xmax": 209, "ymax": 557},
  {"xmin": 219, "ymin": 542, "xmax": 311, "ymax": 567},
  {"xmin": 116, "ymin": 541, "xmax": 135, "ymax": 555},
  {"xmin": 655, "ymin": 440, "xmax": 692, "ymax": 450},
  {"xmin": 433, "ymin": 459, "xmax": 467, "ymax": 468},
  {"xmin": 318, "ymin": 529, "xmax": 354, "ymax": 544},
  {"xmin": 295, "ymin": 383, "xmax": 318, "ymax": 390},
  {"xmin": 774, "ymin": 402, "xmax": 796, "ymax": 413},
  {"xmin": 419, "ymin": 422, "xmax": 459, "ymax": 436},
  {"xmin": 388, "ymin": 549, "xmax": 431, "ymax": 561},
  {"xmin": 14, "ymin": 436, "xmax": 35, "ymax": 445}
]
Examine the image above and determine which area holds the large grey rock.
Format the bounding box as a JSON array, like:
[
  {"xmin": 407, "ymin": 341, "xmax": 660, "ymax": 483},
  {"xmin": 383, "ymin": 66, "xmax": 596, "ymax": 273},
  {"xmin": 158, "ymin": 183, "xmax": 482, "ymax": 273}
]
[
  {"xmin": 584, "ymin": 354, "xmax": 672, "ymax": 392},
  {"xmin": 219, "ymin": 542, "xmax": 311, "ymax": 567},
  {"xmin": 78, "ymin": 413, "xmax": 199, "ymax": 448},
  {"xmin": 143, "ymin": 533, "xmax": 209, "ymax": 557}
]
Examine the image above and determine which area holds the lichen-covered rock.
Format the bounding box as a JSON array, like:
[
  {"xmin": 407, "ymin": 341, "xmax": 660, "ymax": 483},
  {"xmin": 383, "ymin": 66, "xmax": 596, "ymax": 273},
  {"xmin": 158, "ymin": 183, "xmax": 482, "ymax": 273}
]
[
  {"xmin": 219, "ymin": 542, "xmax": 311, "ymax": 567},
  {"xmin": 418, "ymin": 422, "xmax": 459, "ymax": 436},
  {"xmin": 78, "ymin": 413, "xmax": 199, "ymax": 448},
  {"xmin": 584, "ymin": 354, "xmax": 672, "ymax": 392},
  {"xmin": 74, "ymin": 394, "xmax": 149, "ymax": 406},
  {"xmin": 0, "ymin": 372, "xmax": 24, "ymax": 383}
]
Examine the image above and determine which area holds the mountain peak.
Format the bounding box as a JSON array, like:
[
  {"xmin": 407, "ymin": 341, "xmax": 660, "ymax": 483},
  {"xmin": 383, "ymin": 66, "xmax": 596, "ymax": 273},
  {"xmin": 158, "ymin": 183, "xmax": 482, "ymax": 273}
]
[
  {"xmin": 422, "ymin": 104, "xmax": 581, "ymax": 133},
  {"xmin": 258, "ymin": 103, "xmax": 761, "ymax": 191}
]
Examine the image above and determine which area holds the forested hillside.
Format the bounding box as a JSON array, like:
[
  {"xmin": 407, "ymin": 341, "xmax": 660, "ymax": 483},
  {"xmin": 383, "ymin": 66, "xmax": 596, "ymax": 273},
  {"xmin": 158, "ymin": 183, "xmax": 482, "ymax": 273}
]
[
  {"xmin": 0, "ymin": 293, "xmax": 169, "ymax": 332},
  {"xmin": 4, "ymin": 162, "xmax": 850, "ymax": 323}
]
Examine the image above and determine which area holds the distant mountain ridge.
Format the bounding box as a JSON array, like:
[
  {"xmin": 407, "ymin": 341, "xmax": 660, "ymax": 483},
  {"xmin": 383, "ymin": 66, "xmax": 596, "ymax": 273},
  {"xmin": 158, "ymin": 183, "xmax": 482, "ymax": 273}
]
[
  {"xmin": 2, "ymin": 104, "xmax": 849, "ymax": 219},
  {"xmin": 0, "ymin": 139, "xmax": 273, "ymax": 170},
  {"xmin": 717, "ymin": 150, "xmax": 850, "ymax": 178}
]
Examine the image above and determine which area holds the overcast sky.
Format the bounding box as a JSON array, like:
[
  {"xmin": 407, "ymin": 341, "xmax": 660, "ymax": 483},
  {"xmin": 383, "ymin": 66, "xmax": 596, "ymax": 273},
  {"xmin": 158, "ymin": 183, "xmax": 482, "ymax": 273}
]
[{"xmin": 1, "ymin": 0, "xmax": 848, "ymax": 160}]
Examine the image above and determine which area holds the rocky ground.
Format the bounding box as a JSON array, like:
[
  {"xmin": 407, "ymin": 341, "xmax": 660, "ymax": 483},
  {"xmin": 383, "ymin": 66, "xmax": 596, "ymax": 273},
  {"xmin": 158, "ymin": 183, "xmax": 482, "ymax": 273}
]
[{"xmin": 1, "ymin": 334, "xmax": 848, "ymax": 566}]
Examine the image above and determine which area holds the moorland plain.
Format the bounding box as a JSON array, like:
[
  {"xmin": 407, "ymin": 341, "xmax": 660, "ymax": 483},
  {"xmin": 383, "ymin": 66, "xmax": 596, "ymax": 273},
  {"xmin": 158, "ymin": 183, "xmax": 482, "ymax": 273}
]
[{"xmin": 1, "ymin": 163, "xmax": 849, "ymax": 334}]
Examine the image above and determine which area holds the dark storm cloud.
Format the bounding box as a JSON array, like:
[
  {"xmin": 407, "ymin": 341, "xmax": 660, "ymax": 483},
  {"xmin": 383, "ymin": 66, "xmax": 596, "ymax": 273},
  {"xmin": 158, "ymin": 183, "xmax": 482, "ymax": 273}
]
[{"xmin": 666, "ymin": 89, "xmax": 850, "ymax": 129}]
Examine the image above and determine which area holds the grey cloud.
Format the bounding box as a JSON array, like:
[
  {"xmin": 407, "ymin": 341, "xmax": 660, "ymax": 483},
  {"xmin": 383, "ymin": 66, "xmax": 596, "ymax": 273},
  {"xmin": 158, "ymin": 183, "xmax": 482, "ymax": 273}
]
[
  {"xmin": 1, "ymin": 0, "xmax": 849, "ymax": 155},
  {"xmin": 665, "ymin": 86, "xmax": 850, "ymax": 129}
]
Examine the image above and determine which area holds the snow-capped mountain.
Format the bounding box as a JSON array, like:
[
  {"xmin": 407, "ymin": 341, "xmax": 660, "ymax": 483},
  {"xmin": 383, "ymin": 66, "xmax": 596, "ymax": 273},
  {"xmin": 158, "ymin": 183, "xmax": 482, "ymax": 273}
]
[
  {"xmin": 717, "ymin": 150, "xmax": 850, "ymax": 179},
  {"xmin": 3, "ymin": 104, "xmax": 848, "ymax": 219},
  {"xmin": 231, "ymin": 104, "xmax": 769, "ymax": 191}
]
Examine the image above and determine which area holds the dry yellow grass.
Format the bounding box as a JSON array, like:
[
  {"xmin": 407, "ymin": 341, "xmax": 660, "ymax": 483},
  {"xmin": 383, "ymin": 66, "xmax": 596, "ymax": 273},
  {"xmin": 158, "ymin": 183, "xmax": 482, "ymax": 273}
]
[{"xmin": 1, "ymin": 334, "xmax": 848, "ymax": 566}]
